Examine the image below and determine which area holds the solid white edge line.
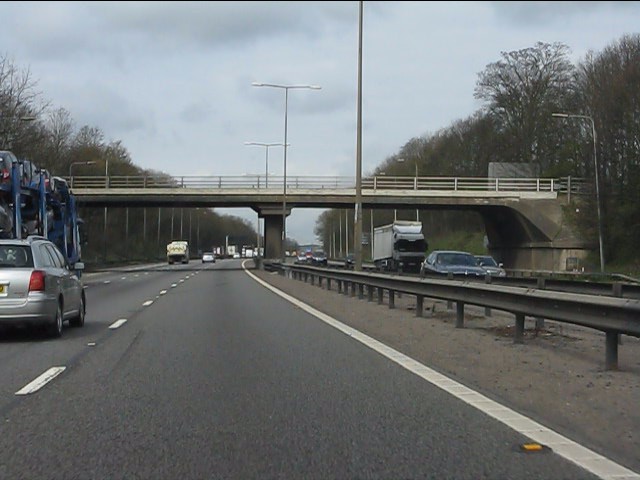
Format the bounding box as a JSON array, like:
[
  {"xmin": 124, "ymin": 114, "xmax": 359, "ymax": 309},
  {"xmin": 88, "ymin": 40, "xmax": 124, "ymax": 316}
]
[
  {"xmin": 109, "ymin": 319, "xmax": 128, "ymax": 329},
  {"xmin": 15, "ymin": 366, "xmax": 66, "ymax": 395},
  {"xmin": 242, "ymin": 264, "xmax": 640, "ymax": 480}
]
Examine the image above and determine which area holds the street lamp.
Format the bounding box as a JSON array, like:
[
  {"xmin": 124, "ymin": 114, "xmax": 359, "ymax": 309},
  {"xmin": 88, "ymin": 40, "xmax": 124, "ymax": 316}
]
[
  {"xmin": 244, "ymin": 141, "xmax": 288, "ymax": 188},
  {"xmin": 552, "ymin": 112, "xmax": 605, "ymax": 273},
  {"xmin": 397, "ymin": 157, "xmax": 419, "ymax": 221},
  {"xmin": 252, "ymin": 82, "xmax": 321, "ymax": 262},
  {"xmin": 69, "ymin": 160, "xmax": 96, "ymax": 178},
  {"xmin": 353, "ymin": 0, "xmax": 364, "ymax": 271},
  {"xmin": 0, "ymin": 115, "xmax": 36, "ymax": 149}
]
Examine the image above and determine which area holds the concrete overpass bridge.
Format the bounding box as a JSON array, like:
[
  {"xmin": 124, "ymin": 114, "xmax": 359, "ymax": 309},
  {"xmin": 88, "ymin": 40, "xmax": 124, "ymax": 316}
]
[{"xmin": 67, "ymin": 174, "xmax": 588, "ymax": 270}]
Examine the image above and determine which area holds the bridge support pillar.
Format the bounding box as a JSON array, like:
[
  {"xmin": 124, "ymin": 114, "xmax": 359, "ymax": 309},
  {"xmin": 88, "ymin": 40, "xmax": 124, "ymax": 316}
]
[{"xmin": 259, "ymin": 209, "xmax": 290, "ymax": 260}]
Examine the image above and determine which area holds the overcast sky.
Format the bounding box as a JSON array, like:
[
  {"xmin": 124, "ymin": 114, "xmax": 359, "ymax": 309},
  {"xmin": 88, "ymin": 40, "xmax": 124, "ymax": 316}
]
[{"xmin": 0, "ymin": 1, "xmax": 638, "ymax": 244}]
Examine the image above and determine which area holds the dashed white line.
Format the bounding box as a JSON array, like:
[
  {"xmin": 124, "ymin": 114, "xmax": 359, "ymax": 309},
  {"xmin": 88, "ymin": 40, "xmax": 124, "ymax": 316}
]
[
  {"xmin": 15, "ymin": 367, "xmax": 66, "ymax": 395},
  {"xmin": 160, "ymin": 290, "xmax": 167, "ymax": 295},
  {"xmin": 143, "ymin": 300, "xmax": 153, "ymax": 306},
  {"xmin": 103, "ymin": 280, "xmax": 111, "ymax": 284},
  {"xmin": 171, "ymin": 283, "xmax": 177, "ymax": 288},
  {"xmin": 109, "ymin": 319, "xmax": 128, "ymax": 329}
]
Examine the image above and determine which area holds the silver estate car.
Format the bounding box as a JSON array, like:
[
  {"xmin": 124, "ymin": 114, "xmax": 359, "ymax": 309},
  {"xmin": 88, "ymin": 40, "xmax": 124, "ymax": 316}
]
[{"xmin": 0, "ymin": 236, "xmax": 85, "ymax": 337}]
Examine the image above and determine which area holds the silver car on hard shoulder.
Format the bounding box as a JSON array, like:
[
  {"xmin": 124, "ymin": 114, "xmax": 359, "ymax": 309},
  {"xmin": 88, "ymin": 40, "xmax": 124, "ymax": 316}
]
[{"xmin": 0, "ymin": 236, "xmax": 85, "ymax": 338}]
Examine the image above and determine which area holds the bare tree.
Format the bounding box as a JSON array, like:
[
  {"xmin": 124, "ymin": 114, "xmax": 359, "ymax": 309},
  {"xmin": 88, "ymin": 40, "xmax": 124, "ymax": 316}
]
[{"xmin": 474, "ymin": 42, "xmax": 575, "ymax": 172}]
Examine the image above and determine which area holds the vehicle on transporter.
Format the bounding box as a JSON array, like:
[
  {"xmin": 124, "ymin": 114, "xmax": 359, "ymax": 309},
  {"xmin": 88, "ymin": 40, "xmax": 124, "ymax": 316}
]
[{"xmin": 0, "ymin": 151, "xmax": 85, "ymax": 271}]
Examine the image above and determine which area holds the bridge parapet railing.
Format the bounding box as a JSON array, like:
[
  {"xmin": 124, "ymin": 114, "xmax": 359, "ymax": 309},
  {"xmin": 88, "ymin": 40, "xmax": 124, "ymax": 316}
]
[{"xmin": 67, "ymin": 175, "xmax": 585, "ymax": 193}]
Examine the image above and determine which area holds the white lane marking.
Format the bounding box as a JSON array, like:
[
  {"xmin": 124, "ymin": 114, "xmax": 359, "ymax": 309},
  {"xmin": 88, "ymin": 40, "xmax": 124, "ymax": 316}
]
[
  {"xmin": 143, "ymin": 300, "xmax": 153, "ymax": 306},
  {"xmin": 171, "ymin": 283, "xmax": 177, "ymax": 288},
  {"xmin": 121, "ymin": 276, "xmax": 127, "ymax": 280},
  {"xmin": 103, "ymin": 280, "xmax": 111, "ymax": 284},
  {"xmin": 179, "ymin": 279, "xmax": 185, "ymax": 283},
  {"xmin": 87, "ymin": 342, "xmax": 96, "ymax": 346},
  {"xmin": 160, "ymin": 290, "xmax": 167, "ymax": 295},
  {"xmin": 15, "ymin": 367, "xmax": 66, "ymax": 395},
  {"xmin": 109, "ymin": 319, "xmax": 128, "ymax": 329},
  {"xmin": 243, "ymin": 266, "xmax": 640, "ymax": 480}
]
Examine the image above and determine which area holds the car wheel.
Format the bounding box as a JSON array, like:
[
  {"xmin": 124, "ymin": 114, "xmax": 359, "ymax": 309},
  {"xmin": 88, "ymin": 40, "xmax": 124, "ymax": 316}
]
[
  {"xmin": 69, "ymin": 295, "xmax": 85, "ymax": 328},
  {"xmin": 47, "ymin": 303, "xmax": 63, "ymax": 338}
]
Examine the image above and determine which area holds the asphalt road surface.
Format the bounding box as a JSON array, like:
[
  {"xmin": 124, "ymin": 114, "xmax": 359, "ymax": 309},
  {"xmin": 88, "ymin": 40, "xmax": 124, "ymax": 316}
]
[{"xmin": 0, "ymin": 259, "xmax": 622, "ymax": 479}]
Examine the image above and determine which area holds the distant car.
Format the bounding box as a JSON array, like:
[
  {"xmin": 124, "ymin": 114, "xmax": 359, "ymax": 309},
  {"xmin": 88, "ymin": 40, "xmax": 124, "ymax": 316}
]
[
  {"xmin": 202, "ymin": 252, "xmax": 215, "ymax": 263},
  {"xmin": 420, "ymin": 250, "xmax": 487, "ymax": 278},
  {"xmin": 0, "ymin": 235, "xmax": 85, "ymax": 337},
  {"xmin": 476, "ymin": 255, "xmax": 506, "ymax": 277},
  {"xmin": 311, "ymin": 250, "xmax": 328, "ymax": 266},
  {"xmin": 344, "ymin": 253, "xmax": 355, "ymax": 269}
]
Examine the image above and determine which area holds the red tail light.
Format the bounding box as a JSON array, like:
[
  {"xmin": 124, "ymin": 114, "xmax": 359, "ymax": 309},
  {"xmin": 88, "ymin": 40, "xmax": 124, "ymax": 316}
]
[{"xmin": 28, "ymin": 270, "xmax": 45, "ymax": 292}]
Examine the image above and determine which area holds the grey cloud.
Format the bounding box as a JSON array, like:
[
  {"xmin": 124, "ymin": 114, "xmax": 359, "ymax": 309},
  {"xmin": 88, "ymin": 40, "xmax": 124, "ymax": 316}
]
[{"xmin": 490, "ymin": 1, "xmax": 640, "ymax": 26}]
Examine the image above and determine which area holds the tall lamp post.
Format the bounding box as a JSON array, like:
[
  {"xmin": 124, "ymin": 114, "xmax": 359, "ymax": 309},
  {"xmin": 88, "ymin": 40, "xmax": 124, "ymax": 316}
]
[
  {"xmin": 397, "ymin": 157, "xmax": 419, "ymax": 221},
  {"xmin": 354, "ymin": 0, "xmax": 364, "ymax": 271},
  {"xmin": 552, "ymin": 112, "xmax": 605, "ymax": 273},
  {"xmin": 252, "ymin": 82, "xmax": 321, "ymax": 262},
  {"xmin": 244, "ymin": 141, "xmax": 288, "ymax": 188},
  {"xmin": 69, "ymin": 161, "xmax": 96, "ymax": 185}
]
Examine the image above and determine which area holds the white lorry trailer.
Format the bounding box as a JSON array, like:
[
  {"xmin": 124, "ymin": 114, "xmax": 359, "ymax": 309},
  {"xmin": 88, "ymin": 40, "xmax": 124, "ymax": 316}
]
[
  {"xmin": 167, "ymin": 240, "xmax": 189, "ymax": 264},
  {"xmin": 373, "ymin": 221, "xmax": 427, "ymax": 273}
]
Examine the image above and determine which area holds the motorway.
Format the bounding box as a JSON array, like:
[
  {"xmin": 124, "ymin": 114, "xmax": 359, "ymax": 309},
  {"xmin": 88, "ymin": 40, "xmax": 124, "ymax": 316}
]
[{"xmin": 0, "ymin": 259, "xmax": 634, "ymax": 479}]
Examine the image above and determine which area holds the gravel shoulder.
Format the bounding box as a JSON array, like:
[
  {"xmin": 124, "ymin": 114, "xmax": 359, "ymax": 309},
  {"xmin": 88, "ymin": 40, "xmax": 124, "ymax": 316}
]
[{"xmin": 251, "ymin": 268, "xmax": 640, "ymax": 474}]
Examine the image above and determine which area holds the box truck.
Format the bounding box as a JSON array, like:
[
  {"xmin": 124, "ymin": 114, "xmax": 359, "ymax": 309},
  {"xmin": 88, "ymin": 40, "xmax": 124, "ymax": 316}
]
[{"xmin": 373, "ymin": 221, "xmax": 427, "ymax": 273}]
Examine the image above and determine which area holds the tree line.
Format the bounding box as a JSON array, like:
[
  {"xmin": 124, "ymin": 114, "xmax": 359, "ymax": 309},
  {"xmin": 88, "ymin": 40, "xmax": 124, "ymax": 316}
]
[
  {"xmin": 0, "ymin": 55, "xmax": 259, "ymax": 264},
  {"xmin": 315, "ymin": 35, "xmax": 640, "ymax": 272}
]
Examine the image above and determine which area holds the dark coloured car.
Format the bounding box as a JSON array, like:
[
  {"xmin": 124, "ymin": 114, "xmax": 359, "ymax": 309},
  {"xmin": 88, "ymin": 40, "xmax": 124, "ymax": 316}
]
[
  {"xmin": 344, "ymin": 253, "xmax": 354, "ymax": 269},
  {"xmin": 311, "ymin": 250, "xmax": 328, "ymax": 266},
  {"xmin": 420, "ymin": 250, "xmax": 487, "ymax": 278}
]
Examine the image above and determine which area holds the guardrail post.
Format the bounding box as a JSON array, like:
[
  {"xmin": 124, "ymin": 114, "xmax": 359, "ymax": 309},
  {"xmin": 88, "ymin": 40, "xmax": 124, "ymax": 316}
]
[
  {"xmin": 367, "ymin": 285, "xmax": 374, "ymax": 302},
  {"xmin": 612, "ymin": 282, "xmax": 624, "ymax": 345},
  {"xmin": 447, "ymin": 272, "xmax": 454, "ymax": 309},
  {"xmin": 358, "ymin": 284, "xmax": 364, "ymax": 299},
  {"xmin": 514, "ymin": 313, "xmax": 525, "ymax": 344},
  {"xmin": 484, "ymin": 275, "xmax": 492, "ymax": 316},
  {"xmin": 605, "ymin": 331, "xmax": 619, "ymax": 371},
  {"xmin": 377, "ymin": 287, "xmax": 384, "ymax": 304},
  {"xmin": 349, "ymin": 282, "xmax": 355, "ymax": 297},
  {"xmin": 327, "ymin": 278, "xmax": 332, "ymax": 291},
  {"xmin": 535, "ymin": 278, "xmax": 546, "ymax": 331},
  {"xmin": 456, "ymin": 302, "xmax": 464, "ymax": 328},
  {"xmin": 337, "ymin": 280, "xmax": 343, "ymax": 294},
  {"xmin": 416, "ymin": 295, "xmax": 424, "ymax": 317},
  {"xmin": 388, "ymin": 290, "xmax": 395, "ymax": 309},
  {"xmin": 344, "ymin": 281, "xmax": 350, "ymax": 296},
  {"xmin": 310, "ymin": 275, "xmax": 315, "ymax": 286}
]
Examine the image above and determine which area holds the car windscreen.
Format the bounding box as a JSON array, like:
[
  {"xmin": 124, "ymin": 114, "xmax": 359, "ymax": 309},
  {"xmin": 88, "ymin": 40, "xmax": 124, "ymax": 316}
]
[
  {"xmin": 478, "ymin": 256, "xmax": 497, "ymax": 267},
  {"xmin": 0, "ymin": 245, "xmax": 34, "ymax": 267},
  {"xmin": 439, "ymin": 253, "xmax": 478, "ymax": 266}
]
